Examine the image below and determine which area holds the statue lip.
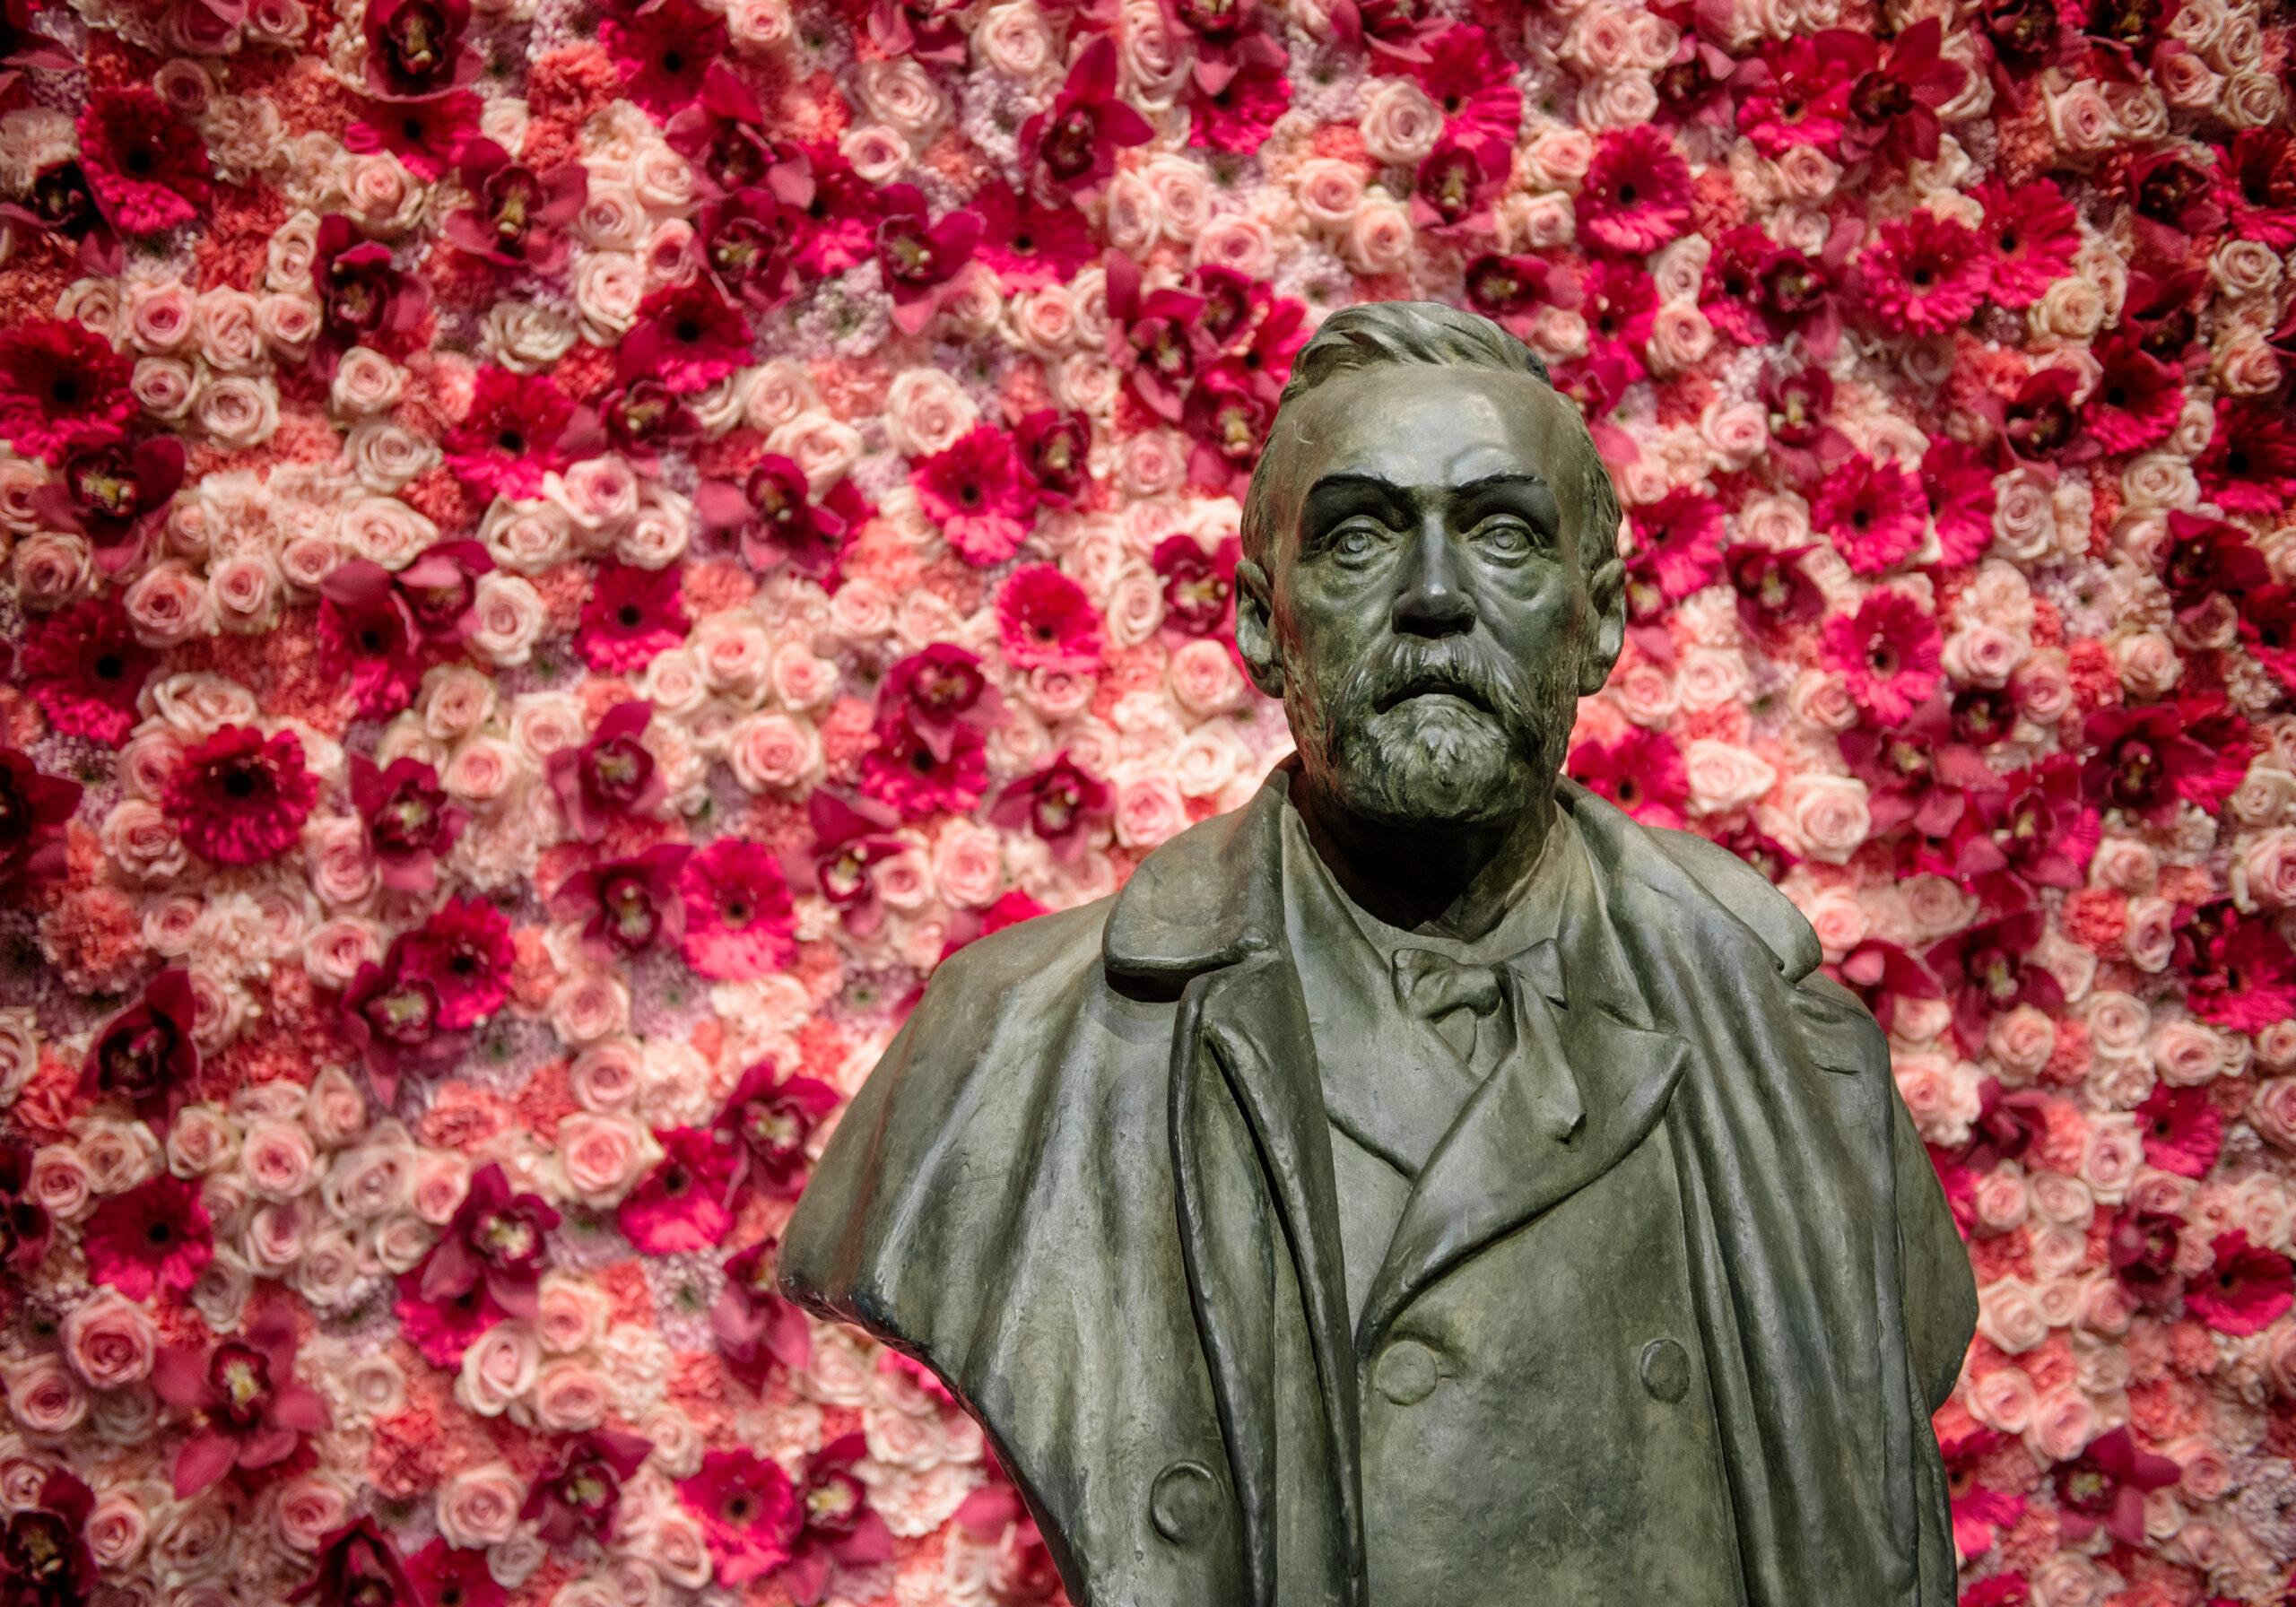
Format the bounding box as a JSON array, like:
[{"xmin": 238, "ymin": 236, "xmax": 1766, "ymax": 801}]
[{"xmin": 1371, "ymin": 675, "xmax": 1492, "ymax": 716}]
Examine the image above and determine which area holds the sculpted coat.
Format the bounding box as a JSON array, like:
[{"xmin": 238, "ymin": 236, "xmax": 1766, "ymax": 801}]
[{"xmin": 779, "ymin": 765, "xmax": 1978, "ymax": 1606}]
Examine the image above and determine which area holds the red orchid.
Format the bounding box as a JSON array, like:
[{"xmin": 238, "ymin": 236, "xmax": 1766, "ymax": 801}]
[
  {"xmin": 152, "ymin": 1310, "xmax": 332, "ymax": 1498},
  {"xmin": 2051, "ymin": 1427, "xmax": 2180, "ymax": 1547},
  {"xmin": 1839, "ymin": 19, "xmax": 1967, "ymax": 166},
  {"xmin": 31, "ymin": 425, "xmax": 183, "ymax": 573},
  {"xmin": 0, "ymin": 746, "xmax": 80, "ymax": 892},
  {"xmin": 1105, "ymin": 251, "xmax": 1208, "ymax": 422},
  {"xmin": 419, "ymin": 1162, "xmax": 561, "ymax": 1320},
  {"xmin": 446, "ymin": 140, "xmax": 587, "ymax": 273},
  {"xmin": 776, "ymin": 1435, "xmax": 896, "ymax": 1605},
  {"xmin": 77, "ymin": 967, "xmax": 200, "ymax": 1131},
  {"xmin": 697, "ymin": 456, "xmax": 866, "ymax": 585},
  {"xmin": 787, "ymin": 790, "xmax": 908, "ymax": 937},
  {"xmin": 878, "ymin": 644, "xmax": 1007, "ymax": 764},
  {"xmin": 874, "ymin": 185, "xmax": 985, "ymax": 336},
  {"xmin": 550, "ymin": 843, "xmax": 693, "ymax": 963},
  {"xmin": 716, "ymin": 1060, "xmax": 840, "ymax": 1202},
  {"xmin": 364, "ymin": 0, "xmax": 480, "ymax": 98},
  {"xmin": 990, "ymin": 754, "xmax": 1114, "ymax": 864},
  {"xmin": 1019, "ymin": 36, "xmax": 1154, "ymax": 203},
  {"xmin": 548, "ymin": 701, "xmax": 668, "ymax": 844},
  {"xmin": 713, "ymin": 1238, "xmax": 813, "ymax": 1385},
  {"xmin": 521, "ymin": 1429, "xmax": 655, "ymax": 1546}
]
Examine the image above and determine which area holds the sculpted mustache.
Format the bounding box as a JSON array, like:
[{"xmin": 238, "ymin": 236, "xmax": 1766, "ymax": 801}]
[{"xmin": 1344, "ymin": 643, "xmax": 1519, "ymax": 717}]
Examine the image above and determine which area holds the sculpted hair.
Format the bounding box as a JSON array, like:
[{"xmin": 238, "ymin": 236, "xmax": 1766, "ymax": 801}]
[{"xmin": 1239, "ymin": 300, "xmax": 1622, "ymax": 571}]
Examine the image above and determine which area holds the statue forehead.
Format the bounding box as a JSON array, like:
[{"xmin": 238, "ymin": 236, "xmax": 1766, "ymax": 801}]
[{"xmin": 1268, "ymin": 363, "xmax": 1575, "ymax": 492}]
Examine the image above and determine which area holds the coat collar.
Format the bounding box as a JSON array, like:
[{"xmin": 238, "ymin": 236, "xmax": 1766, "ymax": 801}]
[{"xmin": 1102, "ymin": 760, "xmax": 1297, "ymax": 988}]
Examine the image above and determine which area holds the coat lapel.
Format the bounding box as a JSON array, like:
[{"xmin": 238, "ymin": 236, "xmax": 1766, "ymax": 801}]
[{"xmin": 1355, "ymin": 856, "xmax": 1690, "ymax": 1357}]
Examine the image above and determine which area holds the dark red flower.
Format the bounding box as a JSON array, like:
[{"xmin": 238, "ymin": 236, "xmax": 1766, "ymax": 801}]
[
  {"xmin": 777, "ymin": 1434, "xmax": 896, "ymax": 1605},
  {"xmin": 551, "ymin": 842, "xmax": 692, "ymax": 962},
  {"xmin": 2082, "ymin": 334, "xmax": 2180, "ymax": 456},
  {"xmin": 290, "ymin": 1518, "xmax": 415, "ymax": 1607},
  {"xmin": 787, "ymin": 791, "xmax": 906, "ymax": 937},
  {"xmin": 1190, "ymin": 51, "xmax": 1292, "ymax": 153},
  {"xmin": 1923, "ymin": 907, "xmax": 2064, "ymax": 1054},
  {"xmin": 2183, "ymin": 903, "xmax": 2296, "ymax": 1036},
  {"xmin": 1820, "ymin": 590, "xmax": 1944, "ymax": 724},
  {"xmin": 2108, "ymin": 1203, "xmax": 2185, "ymax": 1312},
  {"xmin": 0, "ymin": 1140, "xmax": 52, "ymax": 1276},
  {"xmin": 1988, "ymin": 367, "xmax": 2085, "ymax": 468},
  {"xmin": 165, "ymin": 725, "xmax": 318, "ymax": 867},
  {"xmin": 1013, "ymin": 408, "xmax": 1093, "ymax": 508},
  {"xmin": 1327, "ymin": 0, "xmax": 1444, "ymax": 61},
  {"xmin": 2051, "ymin": 1427, "xmax": 2179, "ymax": 1548},
  {"xmin": 0, "ymin": 747, "xmax": 78, "ymax": 892},
  {"xmin": 1939, "ymin": 1422, "xmax": 2025, "ymax": 1561},
  {"xmin": 1839, "ymin": 19, "xmax": 1965, "ymax": 166},
  {"xmin": 32, "ymin": 427, "xmax": 184, "ymax": 571},
  {"xmin": 697, "ymin": 456, "xmax": 863, "ymax": 585},
  {"xmin": 310, "ymin": 214, "xmax": 430, "ymax": 378},
  {"xmin": 861, "ymin": 716, "xmax": 988, "ymax": 820},
  {"xmin": 521, "ymin": 1429, "xmax": 654, "ymax": 1547},
  {"xmin": 421, "ymin": 1162, "xmax": 561, "ymax": 1319},
  {"xmin": 151, "ymin": 1310, "xmax": 332, "ymax": 1498},
  {"xmin": 2196, "ymin": 396, "xmax": 2296, "ymax": 518},
  {"xmin": 1724, "ymin": 543, "xmax": 1824, "ymax": 639},
  {"xmin": 402, "ymin": 1539, "xmax": 505, "ymax": 1607},
  {"xmin": 1105, "ymin": 252, "xmax": 1207, "ymax": 422},
  {"xmin": 344, "ymin": 90, "xmax": 484, "ymax": 181},
  {"xmin": 445, "ymin": 139, "xmax": 587, "ymax": 274},
  {"xmin": 1154, "ymin": 534, "xmax": 1241, "ymax": 639},
  {"xmin": 1923, "ymin": 439, "xmax": 1997, "ymax": 567},
  {"xmin": 317, "ymin": 560, "xmax": 425, "ymax": 720},
  {"xmin": 678, "ymin": 837, "xmax": 797, "ymax": 979},
  {"xmin": 396, "ymin": 896, "xmax": 515, "ymax": 1032},
  {"xmin": 0, "ymin": 318, "xmax": 134, "ymax": 464},
  {"xmin": 77, "ymin": 85, "xmax": 211, "ymax": 236},
  {"xmin": 2239, "ymin": 584, "xmax": 2296, "ymax": 692},
  {"xmin": 1407, "ymin": 23, "xmax": 1518, "ymax": 144},
  {"xmin": 1953, "ymin": 755, "xmax": 2100, "ymax": 900},
  {"xmin": 973, "ymin": 185, "xmax": 1099, "ymax": 291},
  {"xmin": 2160, "ymin": 510, "xmax": 2271, "ymax": 616},
  {"xmin": 16, "ymin": 595, "xmax": 152, "ymax": 745},
  {"xmin": 2187, "ymin": 1231, "xmax": 2296, "ymax": 1337},
  {"xmin": 877, "ymin": 644, "xmax": 1005, "ymax": 765},
  {"xmin": 699, "ymin": 187, "xmax": 803, "ymax": 313},
  {"xmin": 0, "ymin": 1470, "xmax": 97, "ymax": 1607},
  {"xmin": 1738, "ymin": 32, "xmax": 1864, "ymax": 158},
  {"xmin": 341, "ymin": 937, "xmax": 467, "ymax": 1104},
  {"xmin": 2134, "ymin": 1081, "xmax": 2222, "ymax": 1179},
  {"xmin": 716, "ymin": 1061, "xmax": 840, "ymax": 1200},
  {"xmin": 665, "ymin": 64, "xmax": 808, "ymax": 200},
  {"xmin": 2123, "ymin": 147, "xmax": 2226, "ymax": 256},
  {"xmin": 1020, "ymin": 35, "xmax": 1154, "ymax": 202},
  {"xmin": 2080, "ymin": 700, "xmax": 2248, "ymax": 824},
  {"xmin": 866, "ymin": 0, "xmax": 969, "ymax": 61},
  {"xmin": 1569, "ymin": 729, "xmax": 1690, "ymax": 829},
  {"xmin": 1463, "ymin": 251, "xmax": 1571, "ymax": 340},
  {"xmin": 1829, "ymin": 939, "xmax": 1941, "ymax": 1036},
  {"xmin": 786, "ymin": 142, "xmax": 883, "ymax": 279},
  {"xmin": 874, "ymin": 184, "xmax": 986, "ymax": 336},
  {"xmin": 617, "ymin": 280, "xmax": 750, "ymax": 395},
  {"xmin": 713, "ymin": 1238, "xmax": 813, "ymax": 1385},
  {"xmin": 1628, "ymin": 489, "xmax": 1726, "ymax": 601},
  {"xmin": 351, "ymin": 755, "xmax": 464, "ymax": 898},
  {"xmin": 619, "ymin": 1126, "xmax": 738, "ymax": 1253},
  {"xmin": 363, "ymin": 0, "xmax": 479, "ymax": 99},
  {"xmin": 580, "ymin": 560, "xmax": 690, "ymax": 673},
  {"xmin": 1183, "ymin": 360, "xmax": 1277, "ymax": 497},
  {"xmin": 0, "ymin": 159, "xmax": 122, "ymax": 276},
  {"xmin": 393, "ymin": 1261, "xmax": 507, "ymax": 1368},
  {"xmin": 2218, "ymin": 127, "xmax": 2296, "ymax": 250},
  {"xmin": 549, "ymin": 701, "xmax": 667, "ymax": 842},
  {"xmin": 601, "ymin": 376, "xmax": 703, "ymax": 468},
  {"xmin": 396, "ymin": 540, "xmax": 493, "ymax": 643},
  {"xmin": 1975, "ymin": 180, "xmax": 2082, "ymax": 309},
  {"xmin": 600, "ymin": 0, "xmax": 726, "ymax": 115},
  {"xmin": 79, "ymin": 968, "xmax": 199, "ymax": 1130},
  {"xmin": 1839, "ymin": 697, "xmax": 2000, "ymax": 839},
  {"xmin": 1413, "ymin": 130, "xmax": 1511, "ymax": 235},
  {"xmin": 989, "ymin": 754, "xmax": 1112, "ymax": 863},
  {"xmin": 83, "ymin": 1173, "xmax": 213, "ymax": 1301},
  {"xmin": 444, "ymin": 368, "xmax": 596, "ymax": 499},
  {"xmin": 1578, "ymin": 258, "xmax": 1660, "ymax": 375}
]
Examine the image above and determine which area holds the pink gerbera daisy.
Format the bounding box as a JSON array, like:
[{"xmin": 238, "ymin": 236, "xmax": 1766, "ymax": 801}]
[
  {"xmin": 677, "ymin": 838, "xmax": 797, "ymax": 981},
  {"xmin": 1813, "ymin": 453, "xmax": 1927, "ymax": 575},
  {"xmin": 2187, "ymin": 1232, "xmax": 2296, "ymax": 1337},
  {"xmin": 1569, "ymin": 729, "xmax": 1691, "ymax": 829},
  {"xmin": 996, "ymin": 564, "xmax": 1105, "ymax": 672},
  {"xmin": 1820, "ymin": 590, "xmax": 1944, "ymax": 725},
  {"xmin": 2082, "ymin": 335, "xmax": 2182, "ymax": 456},
  {"xmin": 2134, "ymin": 1082, "xmax": 2222, "ymax": 1179},
  {"xmin": 600, "ymin": 0, "xmax": 727, "ymax": 117},
  {"xmin": 861, "ymin": 717, "xmax": 989, "ymax": 820},
  {"xmin": 1576, "ymin": 126, "xmax": 1693, "ymax": 255},
  {"xmin": 1628, "ymin": 488, "xmax": 1726, "ymax": 599},
  {"xmin": 164, "ymin": 725, "xmax": 319, "ymax": 867},
  {"xmin": 83, "ymin": 1174, "xmax": 213, "ymax": 1301},
  {"xmin": 0, "ymin": 319, "xmax": 135, "ymax": 465},
  {"xmin": 77, "ymin": 86, "xmax": 212, "ymax": 236},
  {"xmin": 679, "ymin": 1449, "xmax": 800, "ymax": 1586},
  {"xmin": 396, "ymin": 897, "xmax": 515, "ymax": 1031},
  {"xmin": 913, "ymin": 425, "xmax": 1040, "ymax": 566},
  {"xmin": 616, "ymin": 281, "xmax": 751, "ymax": 395},
  {"xmin": 580, "ymin": 560, "xmax": 691, "ymax": 673},
  {"xmin": 1857, "ymin": 211, "xmax": 1987, "ymax": 336}
]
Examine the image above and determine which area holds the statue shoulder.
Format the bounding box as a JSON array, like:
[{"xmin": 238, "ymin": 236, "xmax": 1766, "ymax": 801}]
[{"xmin": 1627, "ymin": 818, "xmax": 1824, "ymax": 984}]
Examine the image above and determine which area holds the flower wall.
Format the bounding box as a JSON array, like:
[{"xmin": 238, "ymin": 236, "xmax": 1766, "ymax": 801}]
[{"xmin": 0, "ymin": 0, "xmax": 2292, "ymax": 1595}]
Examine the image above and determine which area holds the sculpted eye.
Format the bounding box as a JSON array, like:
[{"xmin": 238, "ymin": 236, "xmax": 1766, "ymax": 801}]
[
  {"xmin": 1477, "ymin": 517, "xmax": 1535, "ymax": 554},
  {"xmin": 1331, "ymin": 524, "xmax": 1382, "ymax": 561}
]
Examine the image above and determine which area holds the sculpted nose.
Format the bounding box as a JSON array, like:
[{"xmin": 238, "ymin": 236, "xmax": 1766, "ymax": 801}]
[{"xmin": 1391, "ymin": 520, "xmax": 1474, "ymax": 638}]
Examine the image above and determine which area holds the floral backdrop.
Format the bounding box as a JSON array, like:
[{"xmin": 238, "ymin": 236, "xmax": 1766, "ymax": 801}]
[{"xmin": 0, "ymin": 0, "xmax": 2289, "ymax": 1591}]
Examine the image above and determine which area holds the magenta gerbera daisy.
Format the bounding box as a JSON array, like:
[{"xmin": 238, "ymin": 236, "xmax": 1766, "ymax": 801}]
[
  {"xmin": 0, "ymin": 318, "xmax": 135, "ymax": 465},
  {"xmin": 396, "ymin": 897, "xmax": 515, "ymax": 1032},
  {"xmin": 1820, "ymin": 590, "xmax": 1944, "ymax": 725},
  {"xmin": 600, "ymin": 0, "xmax": 727, "ymax": 117},
  {"xmin": 679, "ymin": 1448, "xmax": 800, "ymax": 1586},
  {"xmin": 77, "ymin": 86, "xmax": 212, "ymax": 236},
  {"xmin": 580, "ymin": 560, "xmax": 691, "ymax": 673},
  {"xmin": 677, "ymin": 838, "xmax": 797, "ymax": 981},
  {"xmin": 1813, "ymin": 453, "xmax": 1927, "ymax": 576},
  {"xmin": 1576, "ymin": 125, "xmax": 1693, "ymax": 255},
  {"xmin": 617, "ymin": 1126, "xmax": 738, "ymax": 1254},
  {"xmin": 164, "ymin": 725, "xmax": 319, "ymax": 867},
  {"xmin": 1569, "ymin": 728, "xmax": 1691, "ymax": 829},
  {"xmin": 996, "ymin": 563, "xmax": 1104, "ymax": 672},
  {"xmin": 617, "ymin": 281, "xmax": 752, "ymax": 395},
  {"xmin": 913, "ymin": 425, "xmax": 1039, "ymax": 567},
  {"xmin": 1856, "ymin": 210, "xmax": 1987, "ymax": 336},
  {"xmin": 83, "ymin": 1174, "xmax": 213, "ymax": 1301},
  {"xmin": 16, "ymin": 595, "xmax": 155, "ymax": 746},
  {"xmin": 2187, "ymin": 1232, "xmax": 2296, "ymax": 1337},
  {"xmin": 1974, "ymin": 181, "xmax": 2081, "ymax": 310}
]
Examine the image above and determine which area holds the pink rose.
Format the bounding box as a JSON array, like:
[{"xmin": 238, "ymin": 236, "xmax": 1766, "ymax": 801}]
[
  {"xmin": 1976, "ymin": 1280, "xmax": 2049, "ymax": 1355},
  {"xmin": 274, "ymin": 1473, "xmax": 355, "ymax": 1552},
  {"xmin": 570, "ymin": 1039, "xmax": 646, "ymax": 1113},
  {"xmin": 1168, "ymin": 638, "xmax": 1244, "ymax": 717},
  {"xmin": 727, "ymin": 712, "xmax": 821, "ymax": 794},
  {"xmin": 3, "ymin": 1356, "xmax": 87, "ymax": 1436},
  {"xmin": 1780, "ymin": 773, "xmax": 1871, "ymax": 864},
  {"xmin": 2025, "ymin": 1382, "xmax": 2098, "ymax": 1463},
  {"xmin": 1987, "ymin": 1005, "xmax": 2058, "ymax": 1079},
  {"xmin": 83, "ymin": 1491, "xmax": 150, "ymax": 1570},
  {"xmin": 2081, "ymin": 1116, "xmax": 2144, "ymax": 1202},
  {"xmin": 1683, "ymin": 739, "xmax": 1777, "ymax": 815},
  {"xmin": 1114, "ymin": 773, "xmax": 1187, "ymax": 848},
  {"xmin": 457, "ymin": 1325, "xmax": 541, "ymax": 1420},
  {"xmin": 532, "ymin": 1359, "xmax": 611, "ymax": 1433},
  {"xmin": 1971, "ymin": 1172, "xmax": 2031, "ymax": 1235},
  {"xmin": 555, "ymin": 1112, "xmax": 657, "ymax": 1206},
  {"xmin": 438, "ymin": 1460, "xmax": 527, "ymax": 1546},
  {"xmin": 240, "ymin": 1120, "xmax": 317, "ymax": 1202},
  {"xmin": 61, "ymin": 1290, "xmax": 158, "ymax": 1388},
  {"xmin": 1801, "ymin": 887, "xmax": 1868, "ymax": 958},
  {"xmin": 931, "ymin": 821, "xmax": 1005, "ymax": 908},
  {"xmin": 1966, "ymin": 1362, "xmax": 2037, "ymax": 1433},
  {"xmin": 550, "ymin": 971, "xmax": 631, "ymax": 1045},
  {"xmin": 535, "ymin": 1278, "xmax": 604, "ymax": 1355}
]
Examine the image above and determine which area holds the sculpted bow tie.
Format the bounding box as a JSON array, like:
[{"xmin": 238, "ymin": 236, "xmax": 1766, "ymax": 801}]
[{"xmin": 1388, "ymin": 940, "xmax": 1568, "ymax": 1020}]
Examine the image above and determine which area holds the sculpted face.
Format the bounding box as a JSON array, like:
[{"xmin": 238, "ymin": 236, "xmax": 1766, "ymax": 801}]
[{"xmin": 1236, "ymin": 363, "xmax": 1625, "ymax": 830}]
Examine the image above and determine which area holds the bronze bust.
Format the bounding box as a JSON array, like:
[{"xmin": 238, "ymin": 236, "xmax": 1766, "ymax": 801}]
[{"xmin": 781, "ymin": 301, "xmax": 1977, "ymax": 1606}]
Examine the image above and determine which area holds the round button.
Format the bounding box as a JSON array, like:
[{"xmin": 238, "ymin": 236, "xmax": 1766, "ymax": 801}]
[
  {"xmin": 1639, "ymin": 1337, "xmax": 1690, "ymax": 1403},
  {"xmin": 1151, "ymin": 1460, "xmax": 1221, "ymax": 1545},
  {"xmin": 1374, "ymin": 1339, "xmax": 1439, "ymax": 1406}
]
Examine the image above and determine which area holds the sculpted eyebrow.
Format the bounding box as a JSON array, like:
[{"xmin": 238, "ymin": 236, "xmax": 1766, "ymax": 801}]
[{"xmin": 1302, "ymin": 473, "xmax": 1412, "ymax": 521}]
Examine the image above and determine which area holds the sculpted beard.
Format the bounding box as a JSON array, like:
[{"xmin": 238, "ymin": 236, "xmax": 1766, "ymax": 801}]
[{"xmin": 1291, "ymin": 637, "xmax": 1578, "ymax": 826}]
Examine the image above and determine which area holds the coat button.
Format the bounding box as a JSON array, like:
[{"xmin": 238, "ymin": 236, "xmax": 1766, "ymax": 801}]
[
  {"xmin": 1639, "ymin": 1337, "xmax": 1690, "ymax": 1403},
  {"xmin": 1151, "ymin": 1460, "xmax": 1221, "ymax": 1544},
  {"xmin": 1374, "ymin": 1339, "xmax": 1439, "ymax": 1405}
]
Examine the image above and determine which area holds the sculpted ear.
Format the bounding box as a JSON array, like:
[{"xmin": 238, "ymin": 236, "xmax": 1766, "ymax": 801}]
[
  {"xmin": 1579, "ymin": 541, "xmax": 1626, "ymax": 698},
  {"xmin": 1234, "ymin": 557, "xmax": 1285, "ymax": 699}
]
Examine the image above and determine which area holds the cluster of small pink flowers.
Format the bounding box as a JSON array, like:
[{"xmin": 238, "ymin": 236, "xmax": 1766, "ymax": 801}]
[{"xmin": 0, "ymin": 0, "xmax": 2290, "ymax": 1594}]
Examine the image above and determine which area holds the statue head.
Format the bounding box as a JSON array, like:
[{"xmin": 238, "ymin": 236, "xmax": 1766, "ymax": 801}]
[{"xmin": 1236, "ymin": 300, "xmax": 1626, "ymax": 833}]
